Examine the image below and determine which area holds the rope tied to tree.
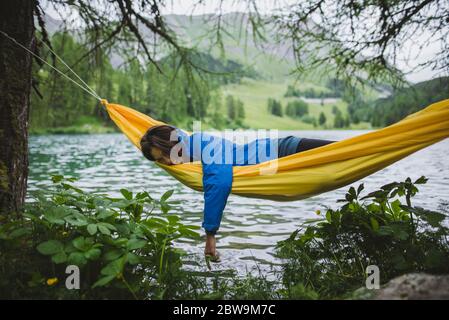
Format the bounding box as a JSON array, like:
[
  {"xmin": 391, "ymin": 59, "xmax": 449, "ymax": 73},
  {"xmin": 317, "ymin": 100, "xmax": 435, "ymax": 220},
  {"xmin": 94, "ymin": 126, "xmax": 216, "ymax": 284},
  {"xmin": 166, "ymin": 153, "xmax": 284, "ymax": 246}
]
[{"xmin": 0, "ymin": 30, "xmax": 102, "ymax": 102}]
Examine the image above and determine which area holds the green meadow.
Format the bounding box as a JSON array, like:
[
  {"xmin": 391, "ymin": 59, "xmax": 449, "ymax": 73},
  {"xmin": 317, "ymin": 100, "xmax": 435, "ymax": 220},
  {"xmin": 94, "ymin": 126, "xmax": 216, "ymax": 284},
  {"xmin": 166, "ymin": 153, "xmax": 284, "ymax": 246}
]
[{"xmin": 221, "ymin": 78, "xmax": 371, "ymax": 130}]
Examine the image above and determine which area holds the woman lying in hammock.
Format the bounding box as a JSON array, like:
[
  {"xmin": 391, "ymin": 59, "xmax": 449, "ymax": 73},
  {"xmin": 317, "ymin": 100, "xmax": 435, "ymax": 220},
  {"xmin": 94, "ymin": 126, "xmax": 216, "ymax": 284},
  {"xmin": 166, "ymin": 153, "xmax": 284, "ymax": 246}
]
[{"xmin": 140, "ymin": 125, "xmax": 335, "ymax": 262}]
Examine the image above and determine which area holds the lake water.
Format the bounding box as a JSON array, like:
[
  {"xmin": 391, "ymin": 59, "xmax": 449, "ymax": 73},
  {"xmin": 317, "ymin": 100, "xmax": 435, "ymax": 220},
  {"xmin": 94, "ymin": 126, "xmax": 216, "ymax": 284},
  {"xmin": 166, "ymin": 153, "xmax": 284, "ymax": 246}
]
[{"xmin": 28, "ymin": 131, "xmax": 449, "ymax": 275}]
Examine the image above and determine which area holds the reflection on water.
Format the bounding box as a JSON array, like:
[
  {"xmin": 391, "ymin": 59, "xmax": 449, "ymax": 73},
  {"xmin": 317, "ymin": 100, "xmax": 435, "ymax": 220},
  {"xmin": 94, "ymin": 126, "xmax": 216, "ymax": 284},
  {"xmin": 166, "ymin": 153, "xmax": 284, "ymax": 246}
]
[{"xmin": 28, "ymin": 131, "xmax": 449, "ymax": 274}]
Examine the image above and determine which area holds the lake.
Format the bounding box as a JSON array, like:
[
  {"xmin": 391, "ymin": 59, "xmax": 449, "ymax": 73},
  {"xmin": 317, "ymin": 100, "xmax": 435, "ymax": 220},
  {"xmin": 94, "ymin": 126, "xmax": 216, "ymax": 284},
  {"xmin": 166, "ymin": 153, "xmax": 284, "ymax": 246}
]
[{"xmin": 28, "ymin": 131, "xmax": 449, "ymax": 275}]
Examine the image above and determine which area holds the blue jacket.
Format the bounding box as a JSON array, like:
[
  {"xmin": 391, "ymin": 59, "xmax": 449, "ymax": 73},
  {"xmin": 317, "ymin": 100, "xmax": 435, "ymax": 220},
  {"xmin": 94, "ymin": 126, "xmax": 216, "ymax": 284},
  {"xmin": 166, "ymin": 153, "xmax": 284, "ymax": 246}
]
[{"xmin": 176, "ymin": 130, "xmax": 300, "ymax": 234}]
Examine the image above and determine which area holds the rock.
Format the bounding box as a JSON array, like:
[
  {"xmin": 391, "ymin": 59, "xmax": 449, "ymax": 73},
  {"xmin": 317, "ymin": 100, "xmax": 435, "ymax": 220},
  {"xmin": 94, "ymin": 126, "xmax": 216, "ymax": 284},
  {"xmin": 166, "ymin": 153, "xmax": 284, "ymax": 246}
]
[{"xmin": 374, "ymin": 273, "xmax": 449, "ymax": 300}]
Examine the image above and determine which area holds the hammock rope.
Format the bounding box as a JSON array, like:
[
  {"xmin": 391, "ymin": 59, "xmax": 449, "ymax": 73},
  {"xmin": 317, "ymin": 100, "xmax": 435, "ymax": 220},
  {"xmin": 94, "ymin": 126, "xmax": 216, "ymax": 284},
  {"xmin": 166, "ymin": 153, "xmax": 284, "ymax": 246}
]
[
  {"xmin": 0, "ymin": 30, "xmax": 101, "ymax": 101},
  {"xmin": 39, "ymin": 38, "xmax": 101, "ymax": 100}
]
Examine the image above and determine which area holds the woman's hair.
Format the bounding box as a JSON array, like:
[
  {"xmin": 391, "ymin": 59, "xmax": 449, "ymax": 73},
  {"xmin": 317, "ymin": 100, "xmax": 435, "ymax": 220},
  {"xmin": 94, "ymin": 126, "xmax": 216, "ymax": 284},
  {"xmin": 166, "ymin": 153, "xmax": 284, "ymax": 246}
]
[{"xmin": 140, "ymin": 125, "xmax": 178, "ymax": 161}]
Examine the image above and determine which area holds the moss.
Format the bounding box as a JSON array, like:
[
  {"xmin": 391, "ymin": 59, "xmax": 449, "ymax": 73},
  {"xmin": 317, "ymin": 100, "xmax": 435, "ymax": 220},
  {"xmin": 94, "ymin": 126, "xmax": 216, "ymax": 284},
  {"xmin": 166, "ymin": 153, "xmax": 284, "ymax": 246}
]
[{"xmin": 0, "ymin": 160, "xmax": 9, "ymax": 192}]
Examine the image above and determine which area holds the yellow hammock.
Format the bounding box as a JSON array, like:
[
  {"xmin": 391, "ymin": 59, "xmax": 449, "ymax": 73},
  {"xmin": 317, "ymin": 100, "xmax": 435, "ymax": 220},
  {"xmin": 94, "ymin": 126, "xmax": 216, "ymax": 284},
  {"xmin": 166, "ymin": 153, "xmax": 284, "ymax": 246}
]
[{"xmin": 101, "ymin": 98, "xmax": 449, "ymax": 201}]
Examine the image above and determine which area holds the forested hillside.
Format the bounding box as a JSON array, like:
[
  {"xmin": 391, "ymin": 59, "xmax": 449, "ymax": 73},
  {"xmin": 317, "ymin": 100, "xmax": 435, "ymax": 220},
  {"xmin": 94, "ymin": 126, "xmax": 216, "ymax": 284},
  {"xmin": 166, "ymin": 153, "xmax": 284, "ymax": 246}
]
[
  {"xmin": 30, "ymin": 32, "xmax": 257, "ymax": 133},
  {"xmin": 370, "ymin": 77, "xmax": 449, "ymax": 126}
]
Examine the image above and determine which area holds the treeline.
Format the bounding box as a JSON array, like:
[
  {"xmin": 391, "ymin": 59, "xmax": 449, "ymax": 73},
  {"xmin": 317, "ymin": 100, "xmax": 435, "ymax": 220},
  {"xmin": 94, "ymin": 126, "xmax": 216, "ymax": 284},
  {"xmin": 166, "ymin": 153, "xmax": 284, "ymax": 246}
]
[
  {"xmin": 345, "ymin": 77, "xmax": 449, "ymax": 127},
  {"xmin": 30, "ymin": 32, "xmax": 256, "ymax": 132},
  {"xmin": 284, "ymin": 85, "xmax": 340, "ymax": 99},
  {"xmin": 370, "ymin": 77, "xmax": 449, "ymax": 126},
  {"xmin": 267, "ymin": 98, "xmax": 350, "ymax": 128},
  {"xmin": 284, "ymin": 78, "xmax": 345, "ymax": 99},
  {"xmin": 225, "ymin": 95, "xmax": 245, "ymax": 126},
  {"xmin": 267, "ymin": 99, "xmax": 309, "ymax": 119}
]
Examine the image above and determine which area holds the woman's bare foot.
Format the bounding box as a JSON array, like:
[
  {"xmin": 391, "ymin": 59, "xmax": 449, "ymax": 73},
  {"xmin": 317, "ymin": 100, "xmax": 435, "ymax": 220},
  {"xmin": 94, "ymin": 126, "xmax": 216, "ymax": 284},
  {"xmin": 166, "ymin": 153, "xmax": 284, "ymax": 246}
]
[{"xmin": 205, "ymin": 250, "xmax": 221, "ymax": 263}]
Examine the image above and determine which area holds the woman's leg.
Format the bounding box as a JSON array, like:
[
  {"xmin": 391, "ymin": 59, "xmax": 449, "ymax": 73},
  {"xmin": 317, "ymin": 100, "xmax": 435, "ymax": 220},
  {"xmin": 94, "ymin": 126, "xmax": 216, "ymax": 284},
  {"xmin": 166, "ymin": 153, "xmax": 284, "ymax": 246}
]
[{"xmin": 296, "ymin": 138, "xmax": 335, "ymax": 153}]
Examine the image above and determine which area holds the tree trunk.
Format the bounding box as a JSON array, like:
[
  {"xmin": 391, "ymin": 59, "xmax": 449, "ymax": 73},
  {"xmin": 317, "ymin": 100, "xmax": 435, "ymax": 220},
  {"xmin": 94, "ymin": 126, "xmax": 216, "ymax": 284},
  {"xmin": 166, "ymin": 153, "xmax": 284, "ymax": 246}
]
[{"xmin": 0, "ymin": 1, "xmax": 34, "ymax": 215}]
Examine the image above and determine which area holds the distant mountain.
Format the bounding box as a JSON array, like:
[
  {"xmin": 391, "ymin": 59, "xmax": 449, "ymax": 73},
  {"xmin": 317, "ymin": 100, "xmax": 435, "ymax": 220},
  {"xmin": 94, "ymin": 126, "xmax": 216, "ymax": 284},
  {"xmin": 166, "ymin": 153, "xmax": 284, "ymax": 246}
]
[
  {"xmin": 160, "ymin": 51, "xmax": 260, "ymax": 84},
  {"xmin": 42, "ymin": 12, "xmax": 299, "ymax": 80},
  {"xmin": 371, "ymin": 77, "xmax": 449, "ymax": 126},
  {"xmin": 164, "ymin": 13, "xmax": 297, "ymax": 80}
]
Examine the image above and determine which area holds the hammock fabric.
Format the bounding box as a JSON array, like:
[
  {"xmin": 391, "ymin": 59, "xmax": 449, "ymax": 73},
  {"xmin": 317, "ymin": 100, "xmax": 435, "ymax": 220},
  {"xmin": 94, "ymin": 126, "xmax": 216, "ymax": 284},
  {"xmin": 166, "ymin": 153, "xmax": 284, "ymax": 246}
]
[{"xmin": 102, "ymin": 98, "xmax": 449, "ymax": 201}]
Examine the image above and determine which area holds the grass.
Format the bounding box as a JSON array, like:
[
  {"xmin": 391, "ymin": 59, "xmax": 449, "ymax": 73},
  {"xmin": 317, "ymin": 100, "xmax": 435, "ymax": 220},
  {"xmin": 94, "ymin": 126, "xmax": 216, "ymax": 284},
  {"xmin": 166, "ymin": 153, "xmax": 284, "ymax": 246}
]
[
  {"xmin": 30, "ymin": 116, "xmax": 116, "ymax": 135},
  {"xmin": 221, "ymin": 78, "xmax": 372, "ymax": 130}
]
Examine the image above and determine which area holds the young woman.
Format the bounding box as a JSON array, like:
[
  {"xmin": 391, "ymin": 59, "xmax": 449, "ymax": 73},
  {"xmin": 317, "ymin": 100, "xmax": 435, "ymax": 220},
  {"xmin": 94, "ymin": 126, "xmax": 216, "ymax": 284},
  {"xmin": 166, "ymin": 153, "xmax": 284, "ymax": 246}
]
[{"xmin": 140, "ymin": 125, "xmax": 334, "ymax": 262}]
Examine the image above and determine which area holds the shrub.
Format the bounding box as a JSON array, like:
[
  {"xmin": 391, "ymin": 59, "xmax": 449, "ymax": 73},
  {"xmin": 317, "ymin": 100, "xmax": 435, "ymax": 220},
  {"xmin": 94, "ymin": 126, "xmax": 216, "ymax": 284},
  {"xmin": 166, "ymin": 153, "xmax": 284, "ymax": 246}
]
[
  {"xmin": 286, "ymin": 100, "xmax": 309, "ymax": 118},
  {"xmin": 300, "ymin": 115, "xmax": 317, "ymax": 127},
  {"xmin": 0, "ymin": 175, "xmax": 205, "ymax": 299},
  {"xmin": 318, "ymin": 112, "xmax": 327, "ymax": 125},
  {"xmin": 276, "ymin": 177, "xmax": 449, "ymax": 299},
  {"xmin": 267, "ymin": 98, "xmax": 283, "ymax": 117}
]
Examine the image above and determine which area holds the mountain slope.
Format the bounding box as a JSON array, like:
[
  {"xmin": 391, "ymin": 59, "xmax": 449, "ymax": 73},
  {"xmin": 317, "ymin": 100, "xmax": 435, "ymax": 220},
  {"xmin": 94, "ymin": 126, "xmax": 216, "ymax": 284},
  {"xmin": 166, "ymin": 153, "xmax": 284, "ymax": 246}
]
[{"xmin": 371, "ymin": 77, "xmax": 449, "ymax": 126}]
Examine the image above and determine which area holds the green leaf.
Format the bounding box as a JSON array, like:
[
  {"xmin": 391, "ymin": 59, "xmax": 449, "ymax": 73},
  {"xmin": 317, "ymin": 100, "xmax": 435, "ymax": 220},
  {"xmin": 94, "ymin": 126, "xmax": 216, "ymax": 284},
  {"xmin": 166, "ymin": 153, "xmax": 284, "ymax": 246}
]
[
  {"xmin": 160, "ymin": 190, "xmax": 174, "ymax": 202},
  {"xmin": 61, "ymin": 183, "xmax": 84, "ymax": 194},
  {"xmin": 68, "ymin": 252, "xmax": 87, "ymax": 266},
  {"xmin": 370, "ymin": 217, "xmax": 379, "ymax": 232},
  {"xmin": 422, "ymin": 211, "xmax": 446, "ymax": 228},
  {"xmin": 378, "ymin": 226, "xmax": 393, "ymax": 236},
  {"xmin": 72, "ymin": 236, "xmax": 87, "ymax": 251},
  {"xmin": 9, "ymin": 227, "xmax": 31, "ymax": 238},
  {"xmin": 64, "ymin": 212, "xmax": 89, "ymax": 227},
  {"xmin": 127, "ymin": 238, "xmax": 147, "ymax": 250},
  {"xmin": 367, "ymin": 203, "xmax": 381, "ymax": 213},
  {"xmin": 84, "ymin": 248, "xmax": 101, "ymax": 260},
  {"xmin": 104, "ymin": 249, "xmax": 124, "ymax": 261},
  {"xmin": 178, "ymin": 227, "xmax": 201, "ymax": 239},
  {"xmin": 92, "ymin": 275, "xmax": 115, "ymax": 288},
  {"xmin": 325, "ymin": 211, "xmax": 332, "ymax": 223},
  {"xmin": 64, "ymin": 241, "xmax": 77, "ymax": 254},
  {"xmin": 52, "ymin": 251, "xmax": 68, "ymax": 264},
  {"xmin": 414, "ymin": 176, "xmax": 428, "ymax": 185},
  {"xmin": 87, "ymin": 224, "xmax": 98, "ymax": 235},
  {"xmin": 72, "ymin": 236, "xmax": 95, "ymax": 252},
  {"xmin": 348, "ymin": 186, "xmax": 357, "ymax": 200},
  {"xmin": 361, "ymin": 190, "xmax": 388, "ymax": 201},
  {"xmin": 61, "ymin": 183, "xmax": 83, "ymax": 194},
  {"xmin": 182, "ymin": 224, "xmax": 201, "ymax": 230},
  {"xmin": 51, "ymin": 175, "xmax": 64, "ymax": 183},
  {"xmin": 120, "ymin": 189, "xmax": 133, "ymax": 200},
  {"xmin": 166, "ymin": 215, "xmax": 180, "ymax": 225},
  {"xmin": 97, "ymin": 209, "xmax": 115, "ymax": 220},
  {"xmin": 127, "ymin": 252, "xmax": 140, "ymax": 265},
  {"xmin": 101, "ymin": 259, "xmax": 124, "ymax": 276},
  {"xmin": 402, "ymin": 206, "xmax": 446, "ymax": 228},
  {"xmin": 392, "ymin": 225, "xmax": 409, "ymax": 240},
  {"xmin": 97, "ymin": 222, "xmax": 116, "ymax": 231},
  {"xmin": 136, "ymin": 191, "xmax": 152, "ymax": 201},
  {"xmin": 98, "ymin": 225, "xmax": 111, "ymax": 235},
  {"xmin": 143, "ymin": 218, "xmax": 167, "ymax": 229},
  {"xmin": 357, "ymin": 183, "xmax": 364, "ymax": 196},
  {"xmin": 390, "ymin": 199, "xmax": 402, "ymax": 216},
  {"xmin": 37, "ymin": 240, "xmax": 64, "ymax": 255},
  {"xmin": 161, "ymin": 202, "xmax": 171, "ymax": 214},
  {"xmin": 44, "ymin": 207, "xmax": 70, "ymax": 225},
  {"xmin": 112, "ymin": 238, "xmax": 129, "ymax": 247}
]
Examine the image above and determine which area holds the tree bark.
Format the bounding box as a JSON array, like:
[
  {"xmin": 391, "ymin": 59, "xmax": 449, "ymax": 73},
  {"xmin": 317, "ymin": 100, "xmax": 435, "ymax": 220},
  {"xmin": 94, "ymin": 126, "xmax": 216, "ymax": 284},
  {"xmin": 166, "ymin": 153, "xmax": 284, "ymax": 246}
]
[{"xmin": 0, "ymin": 1, "xmax": 34, "ymax": 215}]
